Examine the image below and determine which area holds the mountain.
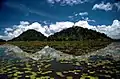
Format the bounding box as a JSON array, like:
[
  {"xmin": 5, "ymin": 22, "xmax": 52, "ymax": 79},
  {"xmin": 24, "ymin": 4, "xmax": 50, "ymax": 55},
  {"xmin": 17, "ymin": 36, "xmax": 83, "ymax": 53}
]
[
  {"xmin": 113, "ymin": 39, "xmax": 120, "ymax": 42},
  {"xmin": 9, "ymin": 26, "xmax": 112, "ymax": 41},
  {"xmin": 10, "ymin": 29, "xmax": 47, "ymax": 41},
  {"xmin": 48, "ymin": 26, "xmax": 112, "ymax": 41},
  {"xmin": 0, "ymin": 39, "xmax": 6, "ymax": 42}
]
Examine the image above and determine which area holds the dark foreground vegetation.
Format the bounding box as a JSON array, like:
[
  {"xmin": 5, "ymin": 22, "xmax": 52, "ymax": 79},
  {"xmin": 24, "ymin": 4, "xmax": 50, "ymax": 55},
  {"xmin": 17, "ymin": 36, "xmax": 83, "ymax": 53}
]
[
  {"xmin": 0, "ymin": 39, "xmax": 6, "ymax": 45},
  {"xmin": 0, "ymin": 54, "xmax": 120, "ymax": 79}
]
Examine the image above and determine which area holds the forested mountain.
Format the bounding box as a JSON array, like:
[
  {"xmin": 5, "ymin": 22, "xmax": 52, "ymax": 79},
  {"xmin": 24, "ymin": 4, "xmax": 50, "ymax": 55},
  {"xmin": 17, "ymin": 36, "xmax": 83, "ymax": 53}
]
[
  {"xmin": 9, "ymin": 26, "xmax": 112, "ymax": 41},
  {"xmin": 0, "ymin": 39, "xmax": 6, "ymax": 42},
  {"xmin": 10, "ymin": 29, "xmax": 47, "ymax": 41},
  {"xmin": 47, "ymin": 26, "xmax": 112, "ymax": 41}
]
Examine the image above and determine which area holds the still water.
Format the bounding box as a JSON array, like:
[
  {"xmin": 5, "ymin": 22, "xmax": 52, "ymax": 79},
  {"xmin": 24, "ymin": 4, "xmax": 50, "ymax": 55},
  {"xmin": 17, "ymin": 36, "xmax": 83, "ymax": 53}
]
[{"xmin": 0, "ymin": 42, "xmax": 120, "ymax": 79}]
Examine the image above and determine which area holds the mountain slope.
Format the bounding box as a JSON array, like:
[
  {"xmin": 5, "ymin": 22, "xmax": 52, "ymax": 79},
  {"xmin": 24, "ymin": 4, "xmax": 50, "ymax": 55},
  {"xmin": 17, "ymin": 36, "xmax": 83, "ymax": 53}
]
[
  {"xmin": 48, "ymin": 26, "xmax": 112, "ymax": 41},
  {"xmin": 10, "ymin": 29, "xmax": 47, "ymax": 41},
  {"xmin": 0, "ymin": 39, "xmax": 6, "ymax": 42},
  {"xmin": 9, "ymin": 26, "xmax": 112, "ymax": 41}
]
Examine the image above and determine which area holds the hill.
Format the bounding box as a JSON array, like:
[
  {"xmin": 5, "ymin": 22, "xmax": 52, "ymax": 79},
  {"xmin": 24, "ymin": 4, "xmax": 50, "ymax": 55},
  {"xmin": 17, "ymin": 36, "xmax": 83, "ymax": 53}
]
[
  {"xmin": 9, "ymin": 26, "xmax": 112, "ymax": 42},
  {"xmin": 0, "ymin": 39, "xmax": 6, "ymax": 42},
  {"xmin": 9, "ymin": 29, "xmax": 47, "ymax": 41},
  {"xmin": 47, "ymin": 26, "xmax": 112, "ymax": 41}
]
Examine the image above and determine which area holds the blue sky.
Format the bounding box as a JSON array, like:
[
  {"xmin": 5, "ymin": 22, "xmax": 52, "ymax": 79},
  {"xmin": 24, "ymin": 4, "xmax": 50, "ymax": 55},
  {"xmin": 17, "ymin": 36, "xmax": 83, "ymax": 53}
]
[{"xmin": 0, "ymin": 0, "xmax": 120, "ymax": 40}]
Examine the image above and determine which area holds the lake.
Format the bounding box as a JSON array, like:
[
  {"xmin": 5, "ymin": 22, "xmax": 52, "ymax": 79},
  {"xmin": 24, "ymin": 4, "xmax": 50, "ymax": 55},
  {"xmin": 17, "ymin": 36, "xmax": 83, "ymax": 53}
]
[{"xmin": 0, "ymin": 42, "xmax": 120, "ymax": 79}]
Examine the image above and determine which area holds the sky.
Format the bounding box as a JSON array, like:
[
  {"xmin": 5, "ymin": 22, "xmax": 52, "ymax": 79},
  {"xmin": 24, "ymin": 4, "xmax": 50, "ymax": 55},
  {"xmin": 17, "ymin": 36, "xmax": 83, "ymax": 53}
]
[{"xmin": 0, "ymin": 0, "xmax": 120, "ymax": 40}]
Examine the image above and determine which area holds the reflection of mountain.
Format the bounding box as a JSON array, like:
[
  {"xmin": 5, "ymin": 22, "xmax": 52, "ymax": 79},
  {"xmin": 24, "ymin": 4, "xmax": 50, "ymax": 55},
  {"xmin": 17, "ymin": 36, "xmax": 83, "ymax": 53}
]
[{"xmin": 0, "ymin": 42, "xmax": 120, "ymax": 61}]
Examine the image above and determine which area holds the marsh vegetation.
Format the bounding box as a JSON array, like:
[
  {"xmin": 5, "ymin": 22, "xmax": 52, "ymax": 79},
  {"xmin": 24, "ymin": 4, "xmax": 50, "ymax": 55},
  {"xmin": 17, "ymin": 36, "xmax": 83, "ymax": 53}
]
[
  {"xmin": 0, "ymin": 42, "xmax": 120, "ymax": 79},
  {"xmin": 7, "ymin": 40, "xmax": 111, "ymax": 55}
]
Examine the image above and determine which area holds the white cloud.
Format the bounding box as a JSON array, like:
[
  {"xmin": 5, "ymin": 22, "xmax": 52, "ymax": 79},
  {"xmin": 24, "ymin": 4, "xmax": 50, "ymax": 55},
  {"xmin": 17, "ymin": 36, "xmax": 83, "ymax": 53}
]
[
  {"xmin": 47, "ymin": 0, "xmax": 55, "ymax": 4},
  {"xmin": 0, "ymin": 20, "xmax": 120, "ymax": 40},
  {"xmin": 68, "ymin": 16, "xmax": 74, "ymax": 19},
  {"xmin": 5, "ymin": 28, "xmax": 13, "ymax": 32},
  {"xmin": 49, "ymin": 22, "xmax": 74, "ymax": 32},
  {"xmin": 0, "ymin": 21, "xmax": 74, "ymax": 40},
  {"xmin": 0, "ymin": 22, "xmax": 47, "ymax": 40},
  {"xmin": 47, "ymin": 0, "xmax": 88, "ymax": 6},
  {"xmin": 81, "ymin": 17, "xmax": 95, "ymax": 22},
  {"xmin": 92, "ymin": 2, "xmax": 120, "ymax": 11},
  {"xmin": 20, "ymin": 21, "xmax": 29, "ymax": 25},
  {"xmin": 75, "ymin": 20, "xmax": 120, "ymax": 39},
  {"xmin": 68, "ymin": 12, "xmax": 88, "ymax": 20},
  {"xmin": 79, "ymin": 12, "xmax": 88, "ymax": 16},
  {"xmin": 114, "ymin": 2, "xmax": 120, "ymax": 11},
  {"xmin": 92, "ymin": 2, "xmax": 113, "ymax": 11},
  {"xmin": 72, "ymin": 12, "xmax": 88, "ymax": 17}
]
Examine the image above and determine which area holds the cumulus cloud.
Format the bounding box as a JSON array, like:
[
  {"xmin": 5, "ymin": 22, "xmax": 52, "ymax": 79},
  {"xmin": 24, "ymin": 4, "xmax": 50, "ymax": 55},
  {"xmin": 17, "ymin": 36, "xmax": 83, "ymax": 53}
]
[
  {"xmin": 49, "ymin": 22, "xmax": 74, "ymax": 32},
  {"xmin": 75, "ymin": 20, "xmax": 120, "ymax": 39},
  {"xmin": 68, "ymin": 12, "xmax": 88, "ymax": 20},
  {"xmin": 0, "ymin": 21, "xmax": 74, "ymax": 40},
  {"xmin": 81, "ymin": 17, "xmax": 95, "ymax": 22},
  {"xmin": 47, "ymin": 0, "xmax": 88, "ymax": 6},
  {"xmin": 0, "ymin": 22, "xmax": 46, "ymax": 40},
  {"xmin": 79, "ymin": 12, "xmax": 88, "ymax": 16},
  {"xmin": 92, "ymin": 2, "xmax": 113, "ymax": 11},
  {"xmin": 73, "ymin": 12, "xmax": 88, "ymax": 17},
  {"xmin": 0, "ymin": 20, "xmax": 120, "ymax": 40},
  {"xmin": 114, "ymin": 2, "xmax": 120, "ymax": 11},
  {"xmin": 68, "ymin": 16, "xmax": 74, "ymax": 19}
]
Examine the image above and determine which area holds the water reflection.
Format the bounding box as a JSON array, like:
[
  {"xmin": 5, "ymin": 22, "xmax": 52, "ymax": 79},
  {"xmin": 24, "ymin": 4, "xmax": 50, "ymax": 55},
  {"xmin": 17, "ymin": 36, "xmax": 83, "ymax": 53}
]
[
  {"xmin": 0, "ymin": 42, "xmax": 120, "ymax": 61},
  {"xmin": 0, "ymin": 42, "xmax": 120, "ymax": 79}
]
